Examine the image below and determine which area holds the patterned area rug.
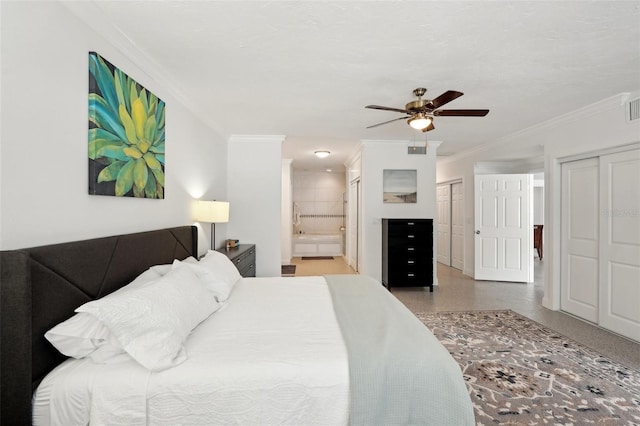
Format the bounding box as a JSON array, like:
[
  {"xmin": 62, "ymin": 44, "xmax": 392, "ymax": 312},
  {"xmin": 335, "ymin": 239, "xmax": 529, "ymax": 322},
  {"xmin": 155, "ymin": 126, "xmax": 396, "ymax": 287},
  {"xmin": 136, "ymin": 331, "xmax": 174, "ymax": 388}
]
[{"xmin": 416, "ymin": 310, "xmax": 640, "ymax": 425}]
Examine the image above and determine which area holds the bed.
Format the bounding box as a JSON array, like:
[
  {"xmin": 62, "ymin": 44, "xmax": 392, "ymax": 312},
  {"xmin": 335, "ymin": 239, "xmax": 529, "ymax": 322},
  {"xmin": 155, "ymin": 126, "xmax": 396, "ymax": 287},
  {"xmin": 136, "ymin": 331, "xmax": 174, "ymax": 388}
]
[{"xmin": 0, "ymin": 226, "xmax": 474, "ymax": 425}]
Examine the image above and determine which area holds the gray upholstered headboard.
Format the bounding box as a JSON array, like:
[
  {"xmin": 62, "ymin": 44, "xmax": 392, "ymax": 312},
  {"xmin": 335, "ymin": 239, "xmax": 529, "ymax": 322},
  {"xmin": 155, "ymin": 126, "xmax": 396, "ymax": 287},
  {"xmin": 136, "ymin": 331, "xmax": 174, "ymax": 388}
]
[{"xmin": 0, "ymin": 226, "xmax": 197, "ymax": 426}]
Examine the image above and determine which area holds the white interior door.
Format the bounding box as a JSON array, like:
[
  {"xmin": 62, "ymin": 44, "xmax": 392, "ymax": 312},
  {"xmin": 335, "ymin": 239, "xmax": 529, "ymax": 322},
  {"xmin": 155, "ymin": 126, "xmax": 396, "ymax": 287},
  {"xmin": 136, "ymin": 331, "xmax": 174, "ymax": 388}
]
[
  {"xmin": 451, "ymin": 182, "xmax": 464, "ymax": 271},
  {"xmin": 437, "ymin": 184, "xmax": 451, "ymax": 265},
  {"xmin": 474, "ymin": 174, "xmax": 533, "ymax": 282},
  {"xmin": 598, "ymin": 150, "xmax": 640, "ymax": 340},
  {"xmin": 561, "ymin": 158, "xmax": 600, "ymax": 323}
]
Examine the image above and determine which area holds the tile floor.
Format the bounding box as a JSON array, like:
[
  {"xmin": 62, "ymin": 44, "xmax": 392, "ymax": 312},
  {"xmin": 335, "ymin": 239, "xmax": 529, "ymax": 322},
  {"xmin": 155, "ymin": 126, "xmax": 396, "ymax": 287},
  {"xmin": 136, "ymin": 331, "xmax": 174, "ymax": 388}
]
[
  {"xmin": 290, "ymin": 256, "xmax": 357, "ymax": 276},
  {"xmin": 289, "ymin": 256, "xmax": 640, "ymax": 370}
]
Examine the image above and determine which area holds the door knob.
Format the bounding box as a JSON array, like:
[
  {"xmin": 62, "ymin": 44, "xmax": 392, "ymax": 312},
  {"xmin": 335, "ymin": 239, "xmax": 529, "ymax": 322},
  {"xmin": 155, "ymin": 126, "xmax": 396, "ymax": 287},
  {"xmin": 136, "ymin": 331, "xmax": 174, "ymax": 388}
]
[{"xmin": 475, "ymin": 230, "xmax": 480, "ymax": 235}]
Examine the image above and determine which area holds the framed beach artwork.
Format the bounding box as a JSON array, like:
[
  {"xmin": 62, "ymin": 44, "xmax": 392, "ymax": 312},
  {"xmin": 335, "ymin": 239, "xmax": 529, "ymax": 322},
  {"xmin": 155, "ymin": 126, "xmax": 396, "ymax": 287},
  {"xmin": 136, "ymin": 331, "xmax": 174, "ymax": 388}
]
[
  {"xmin": 383, "ymin": 169, "xmax": 417, "ymax": 203},
  {"xmin": 88, "ymin": 52, "xmax": 165, "ymax": 198}
]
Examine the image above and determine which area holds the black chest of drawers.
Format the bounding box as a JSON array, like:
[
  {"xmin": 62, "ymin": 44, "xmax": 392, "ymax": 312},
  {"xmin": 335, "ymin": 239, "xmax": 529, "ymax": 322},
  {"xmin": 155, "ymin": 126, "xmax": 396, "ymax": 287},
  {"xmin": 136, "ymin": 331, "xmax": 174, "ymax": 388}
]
[
  {"xmin": 382, "ymin": 219, "xmax": 433, "ymax": 292},
  {"xmin": 216, "ymin": 244, "xmax": 256, "ymax": 277}
]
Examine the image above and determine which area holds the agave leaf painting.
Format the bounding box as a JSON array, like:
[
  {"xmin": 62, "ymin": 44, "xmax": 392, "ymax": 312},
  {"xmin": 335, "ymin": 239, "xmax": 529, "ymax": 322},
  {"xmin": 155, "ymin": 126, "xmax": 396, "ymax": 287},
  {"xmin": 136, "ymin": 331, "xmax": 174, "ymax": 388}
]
[{"xmin": 88, "ymin": 52, "xmax": 165, "ymax": 198}]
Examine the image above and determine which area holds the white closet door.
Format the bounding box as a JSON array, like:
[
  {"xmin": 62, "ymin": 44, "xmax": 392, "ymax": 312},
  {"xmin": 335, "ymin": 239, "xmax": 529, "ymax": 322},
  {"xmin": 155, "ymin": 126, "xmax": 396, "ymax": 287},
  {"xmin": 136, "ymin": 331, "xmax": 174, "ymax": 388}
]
[
  {"xmin": 437, "ymin": 184, "xmax": 451, "ymax": 265},
  {"xmin": 598, "ymin": 150, "xmax": 640, "ymax": 341},
  {"xmin": 451, "ymin": 182, "xmax": 464, "ymax": 271},
  {"xmin": 561, "ymin": 158, "xmax": 600, "ymax": 323}
]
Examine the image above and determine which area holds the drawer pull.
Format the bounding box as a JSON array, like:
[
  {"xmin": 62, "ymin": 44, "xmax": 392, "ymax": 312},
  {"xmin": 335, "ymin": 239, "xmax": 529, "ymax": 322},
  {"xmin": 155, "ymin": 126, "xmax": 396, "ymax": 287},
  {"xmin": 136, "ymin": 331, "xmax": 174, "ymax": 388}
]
[
  {"xmin": 407, "ymin": 222, "xmax": 415, "ymax": 225},
  {"xmin": 407, "ymin": 260, "xmax": 414, "ymax": 264},
  {"xmin": 407, "ymin": 235, "xmax": 414, "ymax": 238},
  {"xmin": 407, "ymin": 247, "xmax": 415, "ymax": 251},
  {"xmin": 407, "ymin": 273, "xmax": 415, "ymax": 277}
]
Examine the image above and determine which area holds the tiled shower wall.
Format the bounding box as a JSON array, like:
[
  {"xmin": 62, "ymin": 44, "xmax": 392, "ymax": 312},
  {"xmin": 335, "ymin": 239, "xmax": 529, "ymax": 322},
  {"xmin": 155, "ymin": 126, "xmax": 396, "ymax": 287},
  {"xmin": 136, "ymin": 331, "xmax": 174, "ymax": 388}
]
[{"xmin": 292, "ymin": 170, "xmax": 346, "ymax": 235}]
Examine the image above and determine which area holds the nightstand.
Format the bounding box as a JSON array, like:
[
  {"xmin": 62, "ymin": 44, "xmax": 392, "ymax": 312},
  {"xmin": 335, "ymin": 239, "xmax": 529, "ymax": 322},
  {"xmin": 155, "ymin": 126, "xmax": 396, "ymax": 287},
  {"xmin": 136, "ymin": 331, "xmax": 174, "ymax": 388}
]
[{"xmin": 216, "ymin": 244, "xmax": 256, "ymax": 277}]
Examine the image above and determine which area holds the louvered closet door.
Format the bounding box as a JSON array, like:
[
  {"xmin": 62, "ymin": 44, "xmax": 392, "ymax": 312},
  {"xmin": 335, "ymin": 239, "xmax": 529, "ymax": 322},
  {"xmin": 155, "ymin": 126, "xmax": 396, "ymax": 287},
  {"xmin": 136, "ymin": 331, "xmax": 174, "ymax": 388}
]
[
  {"xmin": 561, "ymin": 158, "xmax": 600, "ymax": 323},
  {"xmin": 598, "ymin": 150, "xmax": 640, "ymax": 341}
]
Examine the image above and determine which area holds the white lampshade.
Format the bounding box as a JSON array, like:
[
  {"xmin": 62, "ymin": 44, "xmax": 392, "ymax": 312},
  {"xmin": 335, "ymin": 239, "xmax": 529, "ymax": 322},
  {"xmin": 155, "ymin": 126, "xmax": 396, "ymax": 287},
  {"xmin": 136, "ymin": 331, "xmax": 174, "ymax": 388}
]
[
  {"xmin": 196, "ymin": 200, "xmax": 229, "ymax": 223},
  {"xmin": 408, "ymin": 115, "xmax": 432, "ymax": 130}
]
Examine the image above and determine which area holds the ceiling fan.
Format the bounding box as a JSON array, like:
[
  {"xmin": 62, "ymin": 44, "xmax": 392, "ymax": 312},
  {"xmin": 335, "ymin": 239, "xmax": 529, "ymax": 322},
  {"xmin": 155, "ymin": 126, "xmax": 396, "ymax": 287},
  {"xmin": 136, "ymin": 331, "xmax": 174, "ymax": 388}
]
[{"xmin": 365, "ymin": 88, "xmax": 489, "ymax": 132}]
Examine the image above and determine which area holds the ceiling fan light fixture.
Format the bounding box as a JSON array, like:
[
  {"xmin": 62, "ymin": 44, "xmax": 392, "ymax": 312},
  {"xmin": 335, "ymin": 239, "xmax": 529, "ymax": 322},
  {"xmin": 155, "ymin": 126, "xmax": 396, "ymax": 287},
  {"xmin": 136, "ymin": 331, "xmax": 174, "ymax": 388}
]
[
  {"xmin": 314, "ymin": 150, "xmax": 330, "ymax": 158},
  {"xmin": 408, "ymin": 114, "xmax": 432, "ymax": 130}
]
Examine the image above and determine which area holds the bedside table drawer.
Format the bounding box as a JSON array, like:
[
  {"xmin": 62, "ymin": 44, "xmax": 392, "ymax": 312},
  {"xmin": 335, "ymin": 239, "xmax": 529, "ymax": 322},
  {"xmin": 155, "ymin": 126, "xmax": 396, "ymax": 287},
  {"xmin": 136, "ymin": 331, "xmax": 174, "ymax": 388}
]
[{"xmin": 216, "ymin": 244, "xmax": 256, "ymax": 277}]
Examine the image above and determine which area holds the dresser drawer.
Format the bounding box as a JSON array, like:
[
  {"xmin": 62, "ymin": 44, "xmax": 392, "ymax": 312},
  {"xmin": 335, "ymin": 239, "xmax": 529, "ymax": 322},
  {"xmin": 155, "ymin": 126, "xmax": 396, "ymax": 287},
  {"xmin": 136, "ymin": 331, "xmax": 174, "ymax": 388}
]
[
  {"xmin": 389, "ymin": 255, "xmax": 433, "ymax": 269},
  {"xmin": 387, "ymin": 226, "xmax": 430, "ymax": 243},
  {"xmin": 387, "ymin": 244, "xmax": 431, "ymax": 257},
  {"xmin": 388, "ymin": 267, "xmax": 432, "ymax": 286}
]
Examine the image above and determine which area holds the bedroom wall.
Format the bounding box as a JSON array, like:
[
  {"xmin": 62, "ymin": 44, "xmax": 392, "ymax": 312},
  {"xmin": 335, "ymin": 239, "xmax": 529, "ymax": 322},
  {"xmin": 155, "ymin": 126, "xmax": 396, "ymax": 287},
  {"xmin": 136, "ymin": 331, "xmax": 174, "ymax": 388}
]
[
  {"xmin": 436, "ymin": 92, "xmax": 640, "ymax": 309},
  {"xmin": 0, "ymin": 1, "xmax": 227, "ymax": 253},
  {"xmin": 227, "ymin": 135, "xmax": 284, "ymax": 277},
  {"xmin": 281, "ymin": 159, "xmax": 293, "ymax": 265},
  {"xmin": 359, "ymin": 140, "xmax": 439, "ymax": 284}
]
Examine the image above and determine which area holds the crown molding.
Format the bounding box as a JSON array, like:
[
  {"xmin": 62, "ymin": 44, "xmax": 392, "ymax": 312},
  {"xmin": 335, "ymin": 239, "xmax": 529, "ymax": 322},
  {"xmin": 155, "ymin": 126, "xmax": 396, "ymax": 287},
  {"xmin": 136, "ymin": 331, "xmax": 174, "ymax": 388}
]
[
  {"xmin": 61, "ymin": 1, "xmax": 228, "ymax": 139},
  {"xmin": 439, "ymin": 93, "xmax": 632, "ymax": 165}
]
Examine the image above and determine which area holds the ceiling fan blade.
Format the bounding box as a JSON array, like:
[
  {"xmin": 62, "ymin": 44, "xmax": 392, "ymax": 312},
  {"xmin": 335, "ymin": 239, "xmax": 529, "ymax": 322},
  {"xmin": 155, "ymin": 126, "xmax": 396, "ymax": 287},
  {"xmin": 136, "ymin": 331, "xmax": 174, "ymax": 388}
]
[
  {"xmin": 366, "ymin": 116, "xmax": 409, "ymax": 129},
  {"xmin": 421, "ymin": 122, "xmax": 435, "ymax": 132},
  {"xmin": 365, "ymin": 105, "xmax": 412, "ymax": 114},
  {"xmin": 427, "ymin": 90, "xmax": 464, "ymax": 109},
  {"xmin": 434, "ymin": 109, "xmax": 490, "ymax": 117}
]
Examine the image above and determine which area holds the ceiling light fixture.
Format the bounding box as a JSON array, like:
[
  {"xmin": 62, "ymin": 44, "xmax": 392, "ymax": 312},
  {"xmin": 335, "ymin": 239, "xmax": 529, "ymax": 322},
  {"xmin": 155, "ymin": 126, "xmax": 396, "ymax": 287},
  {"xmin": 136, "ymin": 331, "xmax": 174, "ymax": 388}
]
[
  {"xmin": 408, "ymin": 114, "xmax": 432, "ymax": 130},
  {"xmin": 314, "ymin": 150, "xmax": 330, "ymax": 158}
]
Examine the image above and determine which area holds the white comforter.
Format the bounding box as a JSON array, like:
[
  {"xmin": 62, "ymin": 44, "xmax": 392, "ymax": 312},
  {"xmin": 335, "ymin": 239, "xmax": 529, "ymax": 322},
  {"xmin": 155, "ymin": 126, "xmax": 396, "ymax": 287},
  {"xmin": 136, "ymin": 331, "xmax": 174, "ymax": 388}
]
[{"xmin": 33, "ymin": 276, "xmax": 350, "ymax": 426}]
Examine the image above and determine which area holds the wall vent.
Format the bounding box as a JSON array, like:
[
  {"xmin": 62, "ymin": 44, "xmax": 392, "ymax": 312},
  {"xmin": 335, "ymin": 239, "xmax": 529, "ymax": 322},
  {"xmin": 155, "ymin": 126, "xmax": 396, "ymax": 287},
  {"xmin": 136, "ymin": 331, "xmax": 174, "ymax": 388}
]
[
  {"xmin": 408, "ymin": 146, "xmax": 427, "ymax": 155},
  {"xmin": 627, "ymin": 97, "xmax": 640, "ymax": 123}
]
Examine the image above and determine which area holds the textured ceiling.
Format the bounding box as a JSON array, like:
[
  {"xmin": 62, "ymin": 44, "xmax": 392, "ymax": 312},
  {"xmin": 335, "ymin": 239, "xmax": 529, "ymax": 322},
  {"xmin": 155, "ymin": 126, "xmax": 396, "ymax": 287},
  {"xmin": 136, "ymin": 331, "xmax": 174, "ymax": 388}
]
[{"xmin": 64, "ymin": 1, "xmax": 640, "ymax": 171}]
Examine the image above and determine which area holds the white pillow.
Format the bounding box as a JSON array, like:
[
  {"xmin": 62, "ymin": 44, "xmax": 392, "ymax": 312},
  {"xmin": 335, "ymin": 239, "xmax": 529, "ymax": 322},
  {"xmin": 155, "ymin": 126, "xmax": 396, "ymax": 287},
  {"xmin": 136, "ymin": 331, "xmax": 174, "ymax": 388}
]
[
  {"xmin": 45, "ymin": 268, "xmax": 162, "ymax": 358},
  {"xmin": 76, "ymin": 264, "xmax": 220, "ymax": 371},
  {"xmin": 171, "ymin": 259, "xmax": 232, "ymax": 302},
  {"xmin": 44, "ymin": 312, "xmax": 110, "ymax": 358},
  {"xmin": 199, "ymin": 250, "xmax": 242, "ymax": 289},
  {"xmin": 150, "ymin": 256, "xmax": 197, "ymax": 275}
]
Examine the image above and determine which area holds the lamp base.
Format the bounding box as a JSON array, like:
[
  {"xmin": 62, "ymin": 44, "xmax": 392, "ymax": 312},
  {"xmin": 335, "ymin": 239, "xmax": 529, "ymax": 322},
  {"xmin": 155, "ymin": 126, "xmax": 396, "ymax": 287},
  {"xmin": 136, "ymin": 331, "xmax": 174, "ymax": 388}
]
[{"xmin": 211, "ymin": 223, "xmax": 216, "ymax": 250}]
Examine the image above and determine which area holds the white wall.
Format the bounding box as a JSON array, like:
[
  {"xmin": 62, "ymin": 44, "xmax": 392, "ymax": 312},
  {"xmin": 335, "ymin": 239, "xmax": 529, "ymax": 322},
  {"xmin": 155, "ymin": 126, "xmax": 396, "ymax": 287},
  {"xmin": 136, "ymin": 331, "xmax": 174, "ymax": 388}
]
[
  {"xmin": 281, "ymin": 159, "xmax": 293, "ymax": 264},
  {"xmin": 437, "ymin": 93, "xmax": 640, "ymax": 310},
  {"xmin": 360, "ymin": 140, "xmax": 439, "ymax": 283},
  {"xmin": 227, "ymin": 135, "xmax": 284, "ymax": 277},
  {"xmin": 0, "ymin": 1, "xmax": 226, "ymax": 254},
  {"xmin": 533, "ymin": 185, "xmax": 544, "ymax": 225}
]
